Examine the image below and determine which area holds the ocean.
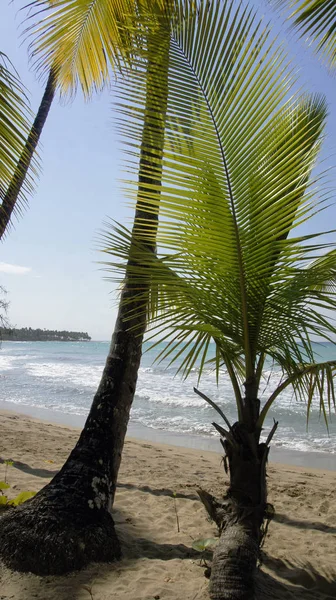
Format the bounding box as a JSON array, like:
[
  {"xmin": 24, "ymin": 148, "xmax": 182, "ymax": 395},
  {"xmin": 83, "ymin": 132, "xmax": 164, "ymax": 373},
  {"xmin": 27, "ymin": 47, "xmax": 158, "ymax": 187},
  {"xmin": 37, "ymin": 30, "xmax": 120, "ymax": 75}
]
[{"xmin": 1, "ymin": 340, "xmax": 336, "ymax": 459}]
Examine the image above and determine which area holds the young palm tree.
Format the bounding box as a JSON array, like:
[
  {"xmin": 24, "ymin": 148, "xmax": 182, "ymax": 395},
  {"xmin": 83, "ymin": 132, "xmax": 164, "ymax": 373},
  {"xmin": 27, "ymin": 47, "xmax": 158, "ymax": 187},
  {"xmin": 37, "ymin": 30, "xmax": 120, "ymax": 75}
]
[
  {"xmin": 274, "ymin": 0, "xmax": 336, "ymax": 69},
  {"xmin": 100, "ymin": 1, "xmax": 336, "ymax": 598},
  {"xmin": 0, "ymin": 0, "xmax": 171, "ymax": 575},
  {"xmin": 0, "ymin": 52, "xmax": 40, "ymax": 237}
]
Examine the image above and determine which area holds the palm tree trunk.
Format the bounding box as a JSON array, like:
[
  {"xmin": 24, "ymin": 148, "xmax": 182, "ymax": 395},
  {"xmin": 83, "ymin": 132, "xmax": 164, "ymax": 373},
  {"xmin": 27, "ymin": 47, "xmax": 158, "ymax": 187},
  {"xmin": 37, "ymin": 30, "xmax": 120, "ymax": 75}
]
[
  {"xmin": 0, "ymin": 27, "xmax": 170, "ymax": 575},
  {"xmin": 199, "ymin": 411, "xmax": 272, "ymax": 599},
  {"xmin": 0, "ymin": 69, "xmax": 56, "ymax": 240}
]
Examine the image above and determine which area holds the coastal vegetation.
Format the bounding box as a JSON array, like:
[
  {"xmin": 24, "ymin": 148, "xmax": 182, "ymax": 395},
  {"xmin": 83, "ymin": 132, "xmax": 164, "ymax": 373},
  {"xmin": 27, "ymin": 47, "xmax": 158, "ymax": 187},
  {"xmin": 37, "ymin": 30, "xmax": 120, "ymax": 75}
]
[
  {"xmin": 0, "ymin": 327, "xmax": 91, "ymax": 342},
  {"xmin": 0, "ymin": 52, "xmax": 38, "ymax": 239},
  {"xmin": 0, "ymin": 0, "xmax": 139, "ymax": 238},
  {"xmin": 0, "ymin": 286, "xmax": 9, "ymax": 329},
  {"xmin": 274, "ymin": 0, "xmax": 336, "ymax": 70},
  {"xmin": 0, "ymin": 69, "xmax": 55, "ymax": 240},
  {"xmin": 0, "ymin": 1, "xmax": 335, "ymax": 600},
  {"xmin": 0, "ymin": 0, "xmax": 172, "ymax": 577},
  {"xmin": 101, "ymin": 2, "xmax": 336, "ymax": 598}
]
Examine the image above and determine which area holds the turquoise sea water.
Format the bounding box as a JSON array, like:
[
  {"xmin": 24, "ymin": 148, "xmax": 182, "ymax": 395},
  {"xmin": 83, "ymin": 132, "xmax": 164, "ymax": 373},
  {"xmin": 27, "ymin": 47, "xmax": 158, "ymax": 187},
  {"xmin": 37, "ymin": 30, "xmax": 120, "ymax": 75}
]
[{"xmin": 0, "ymin": 340, "xmax": 336, "ymax": 455}]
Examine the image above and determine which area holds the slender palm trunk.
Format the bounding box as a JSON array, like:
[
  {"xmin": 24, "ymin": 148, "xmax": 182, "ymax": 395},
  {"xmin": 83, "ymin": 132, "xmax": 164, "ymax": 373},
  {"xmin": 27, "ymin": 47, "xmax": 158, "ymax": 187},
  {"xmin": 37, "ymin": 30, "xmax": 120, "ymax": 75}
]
[
  {"xmin": 0, "ymin": 27, "xmax": 170, "ymax": 575},
  {"xmin": 0, "ymin": 69, "xmax": 56, "ymax": 240},
  {"xmin": 200, "ymin": 382, "xmax": 274, "ymax": 600}
]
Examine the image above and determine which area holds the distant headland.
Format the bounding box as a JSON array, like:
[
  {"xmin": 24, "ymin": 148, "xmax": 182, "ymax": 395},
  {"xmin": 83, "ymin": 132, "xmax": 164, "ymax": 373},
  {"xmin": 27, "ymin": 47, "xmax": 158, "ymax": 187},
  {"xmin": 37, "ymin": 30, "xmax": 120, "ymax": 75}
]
[{"xmin": 0, "ymin": 327, "xmax": 91, "ymax": 342}]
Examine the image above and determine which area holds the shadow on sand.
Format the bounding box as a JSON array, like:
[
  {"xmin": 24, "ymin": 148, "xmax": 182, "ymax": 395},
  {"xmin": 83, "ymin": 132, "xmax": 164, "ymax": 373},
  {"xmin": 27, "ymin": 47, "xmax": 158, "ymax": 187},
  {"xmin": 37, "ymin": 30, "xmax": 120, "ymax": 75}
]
[
  {"xmin": 258, "ymin": 555, "xmax": 336, "ymax": 599},
  {"xmin": 0, "ymin": 458, "xmax": 58, "ymax": 479},
  {"xmin": 273, "ymin": 512, "xmax": 336, "ymax": 535},
  {"xmin": 0, "ymin": 504, "xmax": 207, "ymax": 600},
  {"xmin": 117, "ymin": 480, "xmax": 199, "ymax": 500}
]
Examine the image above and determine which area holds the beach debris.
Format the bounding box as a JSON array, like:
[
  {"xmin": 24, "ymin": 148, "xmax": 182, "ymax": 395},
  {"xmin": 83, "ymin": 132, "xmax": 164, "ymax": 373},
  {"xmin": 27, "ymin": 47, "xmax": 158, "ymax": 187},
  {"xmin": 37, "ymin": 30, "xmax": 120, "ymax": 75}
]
[
  {"xmin": 0, "ymin": 480, "xmax": 36, "ymax": 509},
  {"xmin": 192, "ymin": 537, "xmax": 218, "ymax": 567},
  {"xmin": 173, "ymin": 491, "xmax": 180, "ymax": 532},
  {"xmin": 3, "ymin": 459, "xmax": 13, "ymax": 483}
]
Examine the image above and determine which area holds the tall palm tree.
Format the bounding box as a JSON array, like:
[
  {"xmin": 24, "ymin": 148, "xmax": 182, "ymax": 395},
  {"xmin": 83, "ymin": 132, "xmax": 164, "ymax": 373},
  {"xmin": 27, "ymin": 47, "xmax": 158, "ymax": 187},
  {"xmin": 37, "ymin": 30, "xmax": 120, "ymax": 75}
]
[
  {"xmin": 0, "ymin": 67, "xmax": 56, "ymax": 240},
  {"xmin": 273, "ymin": 0, "xmax": 336, "ymax": 70},
  {"xmin": 0, "ymin": 51, "xmax": 40, "ymax": 237},
  {"xmin": 0, "ymin": 0, "xmax": 171, "ymax": 575},
  {"xmin": 0, "ymin": 0, "xmax": 137, "ymax": 238},
  {"xmin": 100, "ymin": 2, "xmax": 336, "ymax": 598}
]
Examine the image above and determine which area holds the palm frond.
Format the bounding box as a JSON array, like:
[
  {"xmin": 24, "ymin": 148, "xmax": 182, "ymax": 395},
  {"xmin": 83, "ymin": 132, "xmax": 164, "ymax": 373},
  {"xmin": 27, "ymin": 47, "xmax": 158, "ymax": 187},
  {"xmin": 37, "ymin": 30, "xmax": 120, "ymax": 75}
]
[
  {"xmin": 257, "ymin": 359, "xmax": 336, "ymax": 429},
  {"xmin": 273, "ymin": 0, "xmax": 336, "ymax": 70},
  {"xmin": 24, "ymin": 0, "xmax": 140, "ymax": 96},
  {"xmin": 0, "ymin": 53, "xmax": 36, "ymax": 230},
  {"xmin": 101, "ymin": 0, "xmax": 335, "ymax": 421}
]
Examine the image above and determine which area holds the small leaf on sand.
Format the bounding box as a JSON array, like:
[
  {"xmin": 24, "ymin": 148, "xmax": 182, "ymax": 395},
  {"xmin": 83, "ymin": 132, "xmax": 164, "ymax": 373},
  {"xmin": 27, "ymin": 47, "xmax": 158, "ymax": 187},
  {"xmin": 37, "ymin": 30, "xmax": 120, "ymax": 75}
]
[
  {"xmin": 0, "ymin": 481, "xmax": 10, "ymax": 490},
  {"xmin": 192, "ymin": 538, "xmax": 218, "ymax": 552},
  {"xmin": 9, "ymin": 491, "xmax": 36, "ymax": 506}
]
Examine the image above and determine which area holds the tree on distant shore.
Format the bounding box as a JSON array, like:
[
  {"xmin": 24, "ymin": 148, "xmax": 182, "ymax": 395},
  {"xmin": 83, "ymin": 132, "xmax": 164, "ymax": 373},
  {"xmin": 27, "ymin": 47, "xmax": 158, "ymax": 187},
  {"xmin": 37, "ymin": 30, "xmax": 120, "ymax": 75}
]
[
  {"xmin": 99, "ymin": 2, "xmax": 336, "ymax": 598},
  {"xmin": 0, "ymin": 286, "xmax": 9, "ymax": 330},
  {"xmin": 0, "ymin": 327, "xmax": 91, "ymax": 341}
]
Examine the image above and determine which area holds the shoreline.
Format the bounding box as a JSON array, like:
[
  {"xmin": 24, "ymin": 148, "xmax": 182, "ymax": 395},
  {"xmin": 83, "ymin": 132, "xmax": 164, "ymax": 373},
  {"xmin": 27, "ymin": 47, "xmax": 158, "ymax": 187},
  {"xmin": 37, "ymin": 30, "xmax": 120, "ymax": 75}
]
[
  {"xmin": 0, "ymin": 399, "xmax": 335, "ymax": 471},
  {"xmin": 0, "ymin": 407, "xmax": 336, "ymax": 600},
  {"xmin": 0, "ymin": 408, "xmax": 336, "ymax": 600}
]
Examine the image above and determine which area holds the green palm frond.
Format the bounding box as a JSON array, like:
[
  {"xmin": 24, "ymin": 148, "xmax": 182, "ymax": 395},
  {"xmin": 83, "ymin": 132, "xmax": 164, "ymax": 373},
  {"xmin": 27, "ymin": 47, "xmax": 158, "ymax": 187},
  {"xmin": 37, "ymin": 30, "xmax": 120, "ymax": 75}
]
[
  {"xmin": 258, "ymin": 359, "xmax": 336, "ymax": 428},
  {"xmin": 101, "ymin": 0, "xmax": 335, "ymax": 421},
  {"xmin": 26, "ymin": 0, "xmax": 137, "ymax": 97},
  {"xmin": 0, "ymin": 53, "xmax": 36, "ymax": 227},
  {"xmin": 25, "ymin": 0, "xmax": 174, "ymax": 97},
  {"xmin": 273, "ymin": 1, "xmax": 336, "ymax": 69}
]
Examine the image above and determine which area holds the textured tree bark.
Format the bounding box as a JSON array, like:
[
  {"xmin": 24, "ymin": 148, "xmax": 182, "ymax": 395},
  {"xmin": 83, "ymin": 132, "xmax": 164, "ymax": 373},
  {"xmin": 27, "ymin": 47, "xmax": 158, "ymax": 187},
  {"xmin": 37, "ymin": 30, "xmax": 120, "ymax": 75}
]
[
  {"xmin": 0, "ymin": 69, "xmax": 56, "ymax": 240},
  {"xmin": 0, "ymin": 28, "xmax": 170, "ymax": 575},
  {"xmin": 209, "ymin": 524, "xmax": 259, "ymax": 600},
  {"xmin": 199, "ymin": 421, "xmax": 271, "ymax": 600}
]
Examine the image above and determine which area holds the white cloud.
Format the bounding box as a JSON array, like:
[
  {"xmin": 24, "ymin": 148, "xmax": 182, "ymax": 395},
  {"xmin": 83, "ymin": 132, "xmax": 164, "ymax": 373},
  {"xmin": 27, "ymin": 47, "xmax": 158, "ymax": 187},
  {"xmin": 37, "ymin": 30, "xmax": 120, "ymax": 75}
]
[{"xmin": 0, "ymin": 262, "xmax": 32, "ymax": 275}]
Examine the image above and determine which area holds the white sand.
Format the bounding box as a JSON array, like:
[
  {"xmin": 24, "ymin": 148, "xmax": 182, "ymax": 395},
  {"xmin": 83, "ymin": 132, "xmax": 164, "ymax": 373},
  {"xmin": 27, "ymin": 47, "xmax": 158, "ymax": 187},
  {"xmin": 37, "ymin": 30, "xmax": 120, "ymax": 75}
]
[{"xmin": 0, "ymin": 409, "xmax": 335, "ymax": 599}]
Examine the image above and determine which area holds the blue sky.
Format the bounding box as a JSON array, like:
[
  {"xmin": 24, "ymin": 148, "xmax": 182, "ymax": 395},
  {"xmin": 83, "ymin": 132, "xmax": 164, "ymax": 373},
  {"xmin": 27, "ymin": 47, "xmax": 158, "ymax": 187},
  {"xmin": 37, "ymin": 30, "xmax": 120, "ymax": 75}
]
[{"xmin": 1, "ymin": 1, "xmax": 335, "ymax": 340}]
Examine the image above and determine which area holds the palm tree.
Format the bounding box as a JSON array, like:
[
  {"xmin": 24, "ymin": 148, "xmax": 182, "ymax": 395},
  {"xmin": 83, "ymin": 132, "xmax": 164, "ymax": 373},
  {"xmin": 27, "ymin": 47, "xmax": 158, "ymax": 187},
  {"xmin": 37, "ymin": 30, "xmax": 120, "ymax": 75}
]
[
  {"xmin": 0, "ymin": 67, "xmax": 56, "ymax": 240},
  {"xmin": 0, "ymin": 0, "xmax": 171, "ymax": 575},
  {"xmin": 273, "ymin": 1, "xmax": 336, "ymax": 70},
  {"xmin": 0, "ymin": 51, "xmax": 41, "ymax": 237},
  {"xmin": 100, "ymin": 2, "xmax": 336, "ymax": 598},
  {"xmin": 0, "ymin": 0, "xmax": 137, "ymax": 238}
]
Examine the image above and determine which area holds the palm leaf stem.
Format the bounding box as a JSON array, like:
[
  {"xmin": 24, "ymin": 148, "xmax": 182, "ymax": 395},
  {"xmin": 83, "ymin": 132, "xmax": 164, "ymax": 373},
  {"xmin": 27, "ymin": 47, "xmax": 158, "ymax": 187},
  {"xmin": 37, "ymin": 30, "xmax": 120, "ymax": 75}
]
[
  {"xmin": 212, "ymin": 421, "xmax": 239, "ymax": 450},
  {"xmin": 193, "ymin": 386, "xmax": 233, "ymax": 430},
  {"xmin": 221, "ymin": 351, "xmax": 244, "ymax": 419},
  {"xmin": 264, "ymin": 418, "xmax": 279, "ymax": 445},
  {"xmin": 172, "ymin": 32, "xmax": 253, "ymax": 382},
  {"xmin": 255, "ymin": 352, "xmax": 266, "ymax": 391},
  {"xmin": 257, "ymin": 359, "xmax": 336, "ymax": 429}
]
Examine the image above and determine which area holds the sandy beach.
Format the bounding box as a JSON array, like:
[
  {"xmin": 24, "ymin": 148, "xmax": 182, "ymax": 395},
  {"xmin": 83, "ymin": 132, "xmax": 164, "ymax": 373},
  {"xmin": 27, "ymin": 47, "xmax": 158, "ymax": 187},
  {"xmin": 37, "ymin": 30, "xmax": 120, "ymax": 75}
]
[{"xmin": 0, "ymin": 409, "xmax": 335, "ymax": 600}]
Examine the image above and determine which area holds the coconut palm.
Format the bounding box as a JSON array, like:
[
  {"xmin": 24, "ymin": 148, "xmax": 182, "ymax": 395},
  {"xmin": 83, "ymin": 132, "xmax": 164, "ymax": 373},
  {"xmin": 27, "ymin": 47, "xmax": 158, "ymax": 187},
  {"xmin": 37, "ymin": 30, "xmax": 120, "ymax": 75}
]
[
  {"xmin": 0, "ymin": 67, "xmax": 55, "ymax": 240},
  {"xmin": 0, "ymin": 0, "xmax": 138, "ymax": 239},
  {"xmin": 0, "ymin": 51, "xmax": 40, "ymax": 237},
  {"xmin": 0, "ymin": 0, "xmax": 171, "ymax": 575},
  {"xmin": 274, "ymin": 1, "xmax": 336, "ymax": 69},
  {"xmin": 100, "ymin": 1, "xmax": 336, "ymax": 598}
]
